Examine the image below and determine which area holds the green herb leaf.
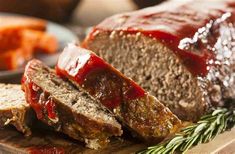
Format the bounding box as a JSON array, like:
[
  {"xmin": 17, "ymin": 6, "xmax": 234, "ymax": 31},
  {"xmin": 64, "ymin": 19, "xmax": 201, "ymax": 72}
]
[{"xmin": 137, "ymin": 107, "xmax": 235, "ymax": 154}]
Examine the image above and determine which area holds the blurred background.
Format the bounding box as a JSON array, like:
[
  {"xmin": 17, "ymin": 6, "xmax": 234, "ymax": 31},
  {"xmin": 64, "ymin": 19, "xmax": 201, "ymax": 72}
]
[
  {"xmin": 0, "ymin": 0, "xmax": 165, "ymax": 83},
  {"xmin": 0, "ymin": 0, "xmax": 164, "ymax": 26}
]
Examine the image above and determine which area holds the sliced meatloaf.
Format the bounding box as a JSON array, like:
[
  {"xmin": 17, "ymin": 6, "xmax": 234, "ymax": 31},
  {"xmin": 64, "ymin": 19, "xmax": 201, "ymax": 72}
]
[
  {"xmin": 56, "ymin": 44, "xmax": 181, "ymax": 143},
  {"xmin": 0, "ymin": 84, "xmax": 32, "ymax": 136},
  {"xmin": 83, "ymin": 0, "xmax": 235, "ymax": 121},
  {"xmin": 22, "ymin": 59, "xmax": 122, "ymax": 149}
]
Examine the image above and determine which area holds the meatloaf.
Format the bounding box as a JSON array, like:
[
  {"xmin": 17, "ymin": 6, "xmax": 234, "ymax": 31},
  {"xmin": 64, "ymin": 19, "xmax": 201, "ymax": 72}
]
[
  {"xmin": 56, "ymin": 44, "xmax": 181, "ymax": 143},
  {"xmin": 83, "ymin": 0, "xmax": 235, "ymax": 121},
  {"xmin": 0, "ymin": 84, "xmax": 32, "ymax": 136},
  {"xmin": 22, "ymin": 59, "xmax": 122, "ymax": 149}
]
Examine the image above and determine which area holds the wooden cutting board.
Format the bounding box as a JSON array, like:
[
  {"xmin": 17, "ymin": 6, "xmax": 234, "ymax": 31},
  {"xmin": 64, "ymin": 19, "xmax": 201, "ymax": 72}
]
[{"xmin": 0, "ymin": 126, "xmax": 235, "ymax": 154}]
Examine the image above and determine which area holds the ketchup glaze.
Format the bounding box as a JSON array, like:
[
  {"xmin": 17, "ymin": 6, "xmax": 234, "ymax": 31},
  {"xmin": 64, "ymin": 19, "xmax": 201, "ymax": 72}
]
[
  {"xmin": 85, "ymin": 0, "xmax": 235, "ymax": 77},
  {"xmin": 56, "ymin": 44, "xmax": 145, "ymax": 109},
  {"xmin": 22, "ymin": 62, "xmax": 58, "ymax": 121}
]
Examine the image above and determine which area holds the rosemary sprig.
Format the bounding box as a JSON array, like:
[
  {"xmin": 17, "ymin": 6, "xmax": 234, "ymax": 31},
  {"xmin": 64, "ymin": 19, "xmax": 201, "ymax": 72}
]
[{"xmin": 138, "ymin": 108, "xmax": 235, "ymax": 154}]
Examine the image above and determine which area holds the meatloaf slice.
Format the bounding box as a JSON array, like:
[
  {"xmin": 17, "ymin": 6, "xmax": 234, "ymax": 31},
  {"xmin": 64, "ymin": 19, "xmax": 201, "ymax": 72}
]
[
  {"xmin": 83, "ymin": 0, "xmax": 235, "ymax": 121},
  {"xmin": 22, "ymin": 59, "xmax": 122, "ymax": 149},
  {"xmin": 56, "ymin": 44, "xmax": 181, "ymax": 143},
  {"xmin": 0, "ymin": 84, "xmax": 32, "ymax": 136}
]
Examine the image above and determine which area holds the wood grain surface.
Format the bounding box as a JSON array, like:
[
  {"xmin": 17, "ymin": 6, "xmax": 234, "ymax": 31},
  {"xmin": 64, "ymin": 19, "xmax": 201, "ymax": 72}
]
[
  {"xmin": 0, "ymin": 126, "xmax": 145, "ymax": 154},
  {"xmin": 0, "ymin": 126, "xmax": 235, "ymax": 154}
]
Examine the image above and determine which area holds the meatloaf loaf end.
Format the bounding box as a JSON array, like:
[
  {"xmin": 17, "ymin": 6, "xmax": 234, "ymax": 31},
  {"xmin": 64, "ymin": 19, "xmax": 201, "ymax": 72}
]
[
  {"xmin": 22, "ymin": 59, "xmax": 122, "ymax": 149},
  {"xmin": 83, "ymin": 0, "xmax": 235, "ymax": 121},
  {"xmin": 0, "ymin": 84, "xmax": 32, "ymax": 136},
  {"xmin": 56, "ymin": 44, "xmax": 181, "ymax": 143}
]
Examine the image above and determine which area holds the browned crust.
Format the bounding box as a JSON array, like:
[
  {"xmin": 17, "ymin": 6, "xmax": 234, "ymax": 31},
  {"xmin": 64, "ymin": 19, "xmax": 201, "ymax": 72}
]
[
  {"xmin": 26, "ymin": 82, "xmax": 121, "ymax": 148},
  {"xmin": 23, "ymin": 60, "xmax": 122, "ymax": 149},
  {"xmin": 86, "ymin": 30, "xmax": 235, "ymax": 121},
  {"xmin": 56, "ymin": 45, "xmax": 181, "ymax": 142},
  {"xmin": 0, "ymin": 102, "xmax": 32, "ymax": 136},
  {"xmin": 83, "ymin": 31, "xmax": 207, "ymax": 122}
]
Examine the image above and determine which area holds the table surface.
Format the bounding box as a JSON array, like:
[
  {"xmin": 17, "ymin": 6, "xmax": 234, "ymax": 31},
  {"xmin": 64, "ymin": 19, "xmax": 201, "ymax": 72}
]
[{"xmin": 0, "ymin": 126, "xmax": 235, "ymax": 154}]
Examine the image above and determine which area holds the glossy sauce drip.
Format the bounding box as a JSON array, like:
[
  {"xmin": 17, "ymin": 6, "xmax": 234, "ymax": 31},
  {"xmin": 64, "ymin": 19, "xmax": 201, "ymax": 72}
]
[
  {"xmin": 56, "ymin": 45, "xmax": 146, "ymax": 109},
  {"xmin": 86, "ymin": 0, "xmax": 235, "ymax": 77},
  {"xmin": 22, "ymin": 75, "xmax": 58, "ymax": 121}
]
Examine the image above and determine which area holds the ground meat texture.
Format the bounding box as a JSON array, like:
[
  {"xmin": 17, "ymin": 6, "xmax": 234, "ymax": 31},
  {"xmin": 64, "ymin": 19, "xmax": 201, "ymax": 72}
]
[
  {"xmin": 22, "ymin": 59, "xmax": 122, "ymax": 149},
  {"xmin": 0, "ymin": 84, "xmax": 33, "ymax": 136},
  {"xmin": 83, "ymin": 0, "xmax": 235, "ymax": 121},
  {"xmin": 56, "ymin": 44, "xmax": 181, "ymax": 143}
]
